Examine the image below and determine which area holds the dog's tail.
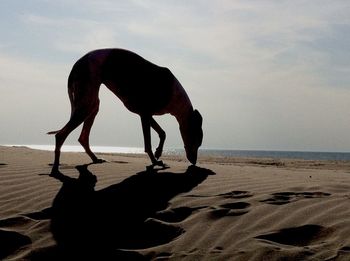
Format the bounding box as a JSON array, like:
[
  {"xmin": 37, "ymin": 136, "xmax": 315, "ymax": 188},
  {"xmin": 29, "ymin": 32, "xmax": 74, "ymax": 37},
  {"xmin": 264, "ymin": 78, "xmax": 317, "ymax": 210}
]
[
  {"xmin": 46, "ymin": 61, "xmax": 77, "ymax": 136},
  {"xmin": 47, "ymin": 130, "xmax": 60, "ymax": 135}
]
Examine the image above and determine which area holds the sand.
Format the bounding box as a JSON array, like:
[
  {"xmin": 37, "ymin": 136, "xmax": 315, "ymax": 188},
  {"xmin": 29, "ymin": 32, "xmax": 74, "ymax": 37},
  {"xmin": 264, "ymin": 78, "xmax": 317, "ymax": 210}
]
[{"xmin": 1, "ymin": 145, "xmax": 350, "ymax": 260}]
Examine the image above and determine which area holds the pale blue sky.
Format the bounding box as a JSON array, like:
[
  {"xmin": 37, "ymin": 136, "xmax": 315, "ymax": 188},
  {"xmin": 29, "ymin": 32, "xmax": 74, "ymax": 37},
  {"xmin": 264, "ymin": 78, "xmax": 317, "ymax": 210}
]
[{"xmin": 1, "ymin": 0, "xmax": 350, "ymax": 152}]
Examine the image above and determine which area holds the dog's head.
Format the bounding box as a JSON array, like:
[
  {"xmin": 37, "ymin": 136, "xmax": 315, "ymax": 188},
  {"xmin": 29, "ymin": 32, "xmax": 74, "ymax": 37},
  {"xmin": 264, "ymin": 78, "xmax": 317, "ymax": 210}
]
[{"xmin": 181, "ymin": 109, "xmax": 203, "ymax": 165}]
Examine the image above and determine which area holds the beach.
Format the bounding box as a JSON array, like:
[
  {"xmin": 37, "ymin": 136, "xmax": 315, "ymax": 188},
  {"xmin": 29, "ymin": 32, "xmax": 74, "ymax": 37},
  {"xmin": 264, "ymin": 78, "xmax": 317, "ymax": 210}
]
[{"xmin": 1, "ymin": 145, "xmax": 350, "ymax": 260}]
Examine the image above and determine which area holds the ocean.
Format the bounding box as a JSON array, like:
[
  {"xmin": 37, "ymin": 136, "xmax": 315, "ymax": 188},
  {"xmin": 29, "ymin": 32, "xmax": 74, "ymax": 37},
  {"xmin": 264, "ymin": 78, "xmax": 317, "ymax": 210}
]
[{"xmin": 7, "ymin": 145, "xmax": 350, "ymax": 161}]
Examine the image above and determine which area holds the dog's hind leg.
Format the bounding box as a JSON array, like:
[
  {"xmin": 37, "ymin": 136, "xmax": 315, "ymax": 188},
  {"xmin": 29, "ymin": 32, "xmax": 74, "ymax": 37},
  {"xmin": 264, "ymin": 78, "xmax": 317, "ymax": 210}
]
[
  {"xmin": 51, "ymin": 110, "xmax": 88, "ymax": 175},
  {"xmin": 78, "ymin": 100, "xmax": 105, "ymax": 164}
]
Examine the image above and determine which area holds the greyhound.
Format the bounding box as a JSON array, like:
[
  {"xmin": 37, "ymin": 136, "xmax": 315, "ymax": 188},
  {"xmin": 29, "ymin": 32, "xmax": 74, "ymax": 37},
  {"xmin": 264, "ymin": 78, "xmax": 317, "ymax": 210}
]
[{"xmin": 48, "ymin": 48, "xmax": 203, "ymax": 174}]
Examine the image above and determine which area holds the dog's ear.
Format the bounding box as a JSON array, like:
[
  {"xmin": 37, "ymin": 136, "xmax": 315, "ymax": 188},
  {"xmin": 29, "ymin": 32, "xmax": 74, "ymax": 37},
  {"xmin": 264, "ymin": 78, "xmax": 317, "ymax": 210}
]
[{"xmin": 192, "ymin": 109, "xmax": 202, "ymax": 126}]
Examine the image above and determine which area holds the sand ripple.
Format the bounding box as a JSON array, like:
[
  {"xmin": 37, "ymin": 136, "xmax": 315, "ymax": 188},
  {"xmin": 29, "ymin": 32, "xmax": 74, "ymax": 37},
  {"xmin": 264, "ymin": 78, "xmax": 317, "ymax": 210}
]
[{"xmin": 1, "ymin": 146, "xmax": 350, "ymax": 260}]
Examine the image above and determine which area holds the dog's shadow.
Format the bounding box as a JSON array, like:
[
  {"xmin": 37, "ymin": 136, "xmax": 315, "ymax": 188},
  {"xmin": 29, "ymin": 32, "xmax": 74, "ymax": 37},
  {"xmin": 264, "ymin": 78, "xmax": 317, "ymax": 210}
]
[{"xmin": 42, "ymin": 164, "xmax": 214, "ymax": 260}]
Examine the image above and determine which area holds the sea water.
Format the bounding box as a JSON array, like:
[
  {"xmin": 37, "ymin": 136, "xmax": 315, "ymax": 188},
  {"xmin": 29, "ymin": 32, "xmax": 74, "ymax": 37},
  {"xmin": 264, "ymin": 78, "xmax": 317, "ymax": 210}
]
[{"xmin": 6, "ymin": 145, "xmax": 350, "ymax": 161}]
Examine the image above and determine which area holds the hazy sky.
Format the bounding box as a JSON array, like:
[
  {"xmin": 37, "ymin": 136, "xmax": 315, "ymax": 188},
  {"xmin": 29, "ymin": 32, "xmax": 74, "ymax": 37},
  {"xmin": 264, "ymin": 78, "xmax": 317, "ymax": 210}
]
[{"xmin": 1, "ymin": 1, "xmax": 350, "ymax": 152}]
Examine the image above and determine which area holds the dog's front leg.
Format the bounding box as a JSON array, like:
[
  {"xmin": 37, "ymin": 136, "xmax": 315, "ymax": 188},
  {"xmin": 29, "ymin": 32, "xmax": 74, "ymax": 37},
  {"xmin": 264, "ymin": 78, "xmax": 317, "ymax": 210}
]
[{"xmin": 141, "ymin": 115, "xmax": 164, "ymax": 167}]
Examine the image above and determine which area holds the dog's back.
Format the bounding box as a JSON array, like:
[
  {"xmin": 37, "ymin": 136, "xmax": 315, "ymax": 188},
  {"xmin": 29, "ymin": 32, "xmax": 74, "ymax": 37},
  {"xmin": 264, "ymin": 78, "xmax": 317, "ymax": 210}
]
[{"xmin": 69, "ymin": 48, "xmax": 176, "ymax": 115}]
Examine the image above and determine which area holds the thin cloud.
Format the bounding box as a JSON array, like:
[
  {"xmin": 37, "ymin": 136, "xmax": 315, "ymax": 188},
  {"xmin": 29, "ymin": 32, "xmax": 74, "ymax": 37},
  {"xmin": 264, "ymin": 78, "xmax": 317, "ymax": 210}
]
[{"xmin": 1, "ymin": 0, "xmax": 350, "ymax": 151}]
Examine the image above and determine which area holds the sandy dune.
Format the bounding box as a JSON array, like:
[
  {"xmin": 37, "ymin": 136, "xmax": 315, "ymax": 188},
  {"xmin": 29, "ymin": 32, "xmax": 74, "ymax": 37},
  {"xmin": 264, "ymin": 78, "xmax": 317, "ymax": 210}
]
[{"xmin": 1, "ymin": 146, "xmax": 350, "ymax": 260}]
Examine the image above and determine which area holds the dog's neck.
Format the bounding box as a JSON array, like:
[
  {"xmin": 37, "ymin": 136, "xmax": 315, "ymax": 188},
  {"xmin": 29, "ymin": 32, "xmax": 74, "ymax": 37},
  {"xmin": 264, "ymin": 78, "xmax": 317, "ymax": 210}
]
[{"xmin": 167, "ymin": 78, "xmax": 193, "ymax": 127}]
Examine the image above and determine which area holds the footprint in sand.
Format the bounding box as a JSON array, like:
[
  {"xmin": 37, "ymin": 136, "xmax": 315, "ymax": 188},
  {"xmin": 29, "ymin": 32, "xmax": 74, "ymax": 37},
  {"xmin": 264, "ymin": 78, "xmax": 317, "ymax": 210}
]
[
  {"xmin": 337, "ymin": 246, "xmax": 350, "ymax": 261},
  {"xmin": 217, "ymin": 190, "xmax": 253, "ymax": 199},
  {"xmin": 111, "ymin": 160, "xmax": 129, "ymax": 164},
  {"xmin": 181, "ymin": 191, "xmax": 253, "ymax": 218},
  {"xmin": 154, "ymin": 206, "xmax": 205, "ymax": 223},
  {"xmin": 260, "ymin": 191, "xmax": 331, "ymax": 205},
  {"xmin": 47, "ymin": 163, "xmax": 76, "ymax": 170},
  {"xmin": 255, "ymin": 224, "xmax": 333, "ymax": 247},
  {"xmin": 340, "ymin": 246, "xmax": 350, "ymax": 252},
  {"xmin": 210, "ymin": 246, "xmax": 224, "ymax": 254},
  {"xmin": 156, "ymin": 200, "xmax": 252, "ymax": 221},
  {"xmin": 185, "ymin": 190, "xmax": 253, "ymax": 199},
  {"xmin": 152, "ymin": 252, "xmax": 172, "ymax": 259},
  {"xmin": 210, "ymin": 202, "xmax": 251, "ymax": 218}
]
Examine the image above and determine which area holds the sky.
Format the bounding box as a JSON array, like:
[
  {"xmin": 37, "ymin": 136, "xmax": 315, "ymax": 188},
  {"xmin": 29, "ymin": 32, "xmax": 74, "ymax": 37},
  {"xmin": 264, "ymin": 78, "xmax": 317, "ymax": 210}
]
[{"xmin": 1, "ymin": 0, "xmax": 350, "ymax": 152}]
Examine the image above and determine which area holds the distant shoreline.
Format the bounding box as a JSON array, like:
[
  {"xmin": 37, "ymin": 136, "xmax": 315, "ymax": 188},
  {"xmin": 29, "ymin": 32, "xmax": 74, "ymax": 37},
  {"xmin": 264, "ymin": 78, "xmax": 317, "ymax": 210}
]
[{"xmin": 2, "ymin": 144, "xmax": 350, "ymax": 161}]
